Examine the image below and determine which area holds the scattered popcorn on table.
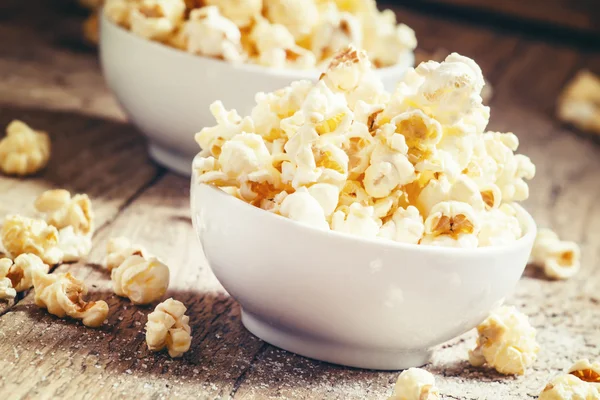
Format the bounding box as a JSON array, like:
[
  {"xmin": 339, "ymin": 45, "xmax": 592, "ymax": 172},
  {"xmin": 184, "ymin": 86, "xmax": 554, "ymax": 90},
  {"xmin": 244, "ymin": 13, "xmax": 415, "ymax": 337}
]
[
  {"xmin": 469, "ymin": 306, "xmax": 539, "ymax": 375},
  {"xmin": 103, "ymin": 0, "xmax": 416, "ymax": 70},
  {"xmin": 58, "ymin": 226, "xmax": 93, "ymax": 263},
  {"xmin": 104, "ymin": 237, "xmax": 150, "ymax": 271},
  {"xmin": 0, "ymin": 120, "xmax": 50, "ymax": 176},
  {"xmin": 146, "ymin": 298, "xmax": 192, "ymax": 358},
  {"xmin": 388, "ymin": 367, "xmax": 440, "ymax": 400},
  {"xmin": 0, "ymin": 254, "xmax": 49, "ymax": 292},
  {"xmin": 539, "ymin": 360, "xmax": 600, "ymax": 400},
  {"xmin": 557, "ymin": 70, "xmax": 600, "ymax": 135},
  {"xmin": 33, "ymin": 271, "xmax": 109, "ymax": 328},
  {"xmin": 1, "ymin": 215, "xmax": 63, "ymax": 265},
  {"xmin": 35, "ymin": 189, "xmax": 95, "ymax": 236},
  {"xmin": 0, "ymin": 258, "xmax": 17, "ymax": 299},
  {"xmin": 193, "ymin": 46, "xmax": 534, "ymax": 247},
  {"xmin": 111, "ymin": 250, "xmax": 170, "ymax": 305},
  {"xmin": 530, "ymin": 228, "xmax": 581, "ymax": 280}
]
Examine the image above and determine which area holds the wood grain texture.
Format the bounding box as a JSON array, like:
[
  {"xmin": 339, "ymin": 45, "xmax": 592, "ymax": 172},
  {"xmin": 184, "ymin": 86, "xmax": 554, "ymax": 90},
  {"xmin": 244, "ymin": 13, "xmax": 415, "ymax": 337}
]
[
  {"xmin": 0, "ymin": 0, "xmax": 599, "ymax": 399},
  {"xmin": 416, "ymin": 0, "xmax": 600, "ymax": 34}
]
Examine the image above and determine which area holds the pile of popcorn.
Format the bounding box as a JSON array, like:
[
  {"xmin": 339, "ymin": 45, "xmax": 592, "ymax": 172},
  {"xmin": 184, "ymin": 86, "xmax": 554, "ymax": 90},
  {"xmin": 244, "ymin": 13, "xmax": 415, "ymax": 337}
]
[
  {"xmin": 0, "ymin": 165, "xmax": 191, "ymax": 358},
  {"xmin": 193, "ymin": 46, "xmax": 536, "ymax": 248},
  {"xmin": 102, "ymin": 0, "xmax": 416, "ymax": 69}
]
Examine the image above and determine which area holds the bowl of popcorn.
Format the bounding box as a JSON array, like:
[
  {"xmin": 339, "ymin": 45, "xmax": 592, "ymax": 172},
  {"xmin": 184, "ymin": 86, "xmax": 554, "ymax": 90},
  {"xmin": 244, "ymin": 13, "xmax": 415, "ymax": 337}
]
[
  {"xmin": 99, "ymin": 0, "xmax": 417, "ymax": 175},
  {"xmin": 190, "ymin": 47, "xmax": 537, "ymax": 370}
]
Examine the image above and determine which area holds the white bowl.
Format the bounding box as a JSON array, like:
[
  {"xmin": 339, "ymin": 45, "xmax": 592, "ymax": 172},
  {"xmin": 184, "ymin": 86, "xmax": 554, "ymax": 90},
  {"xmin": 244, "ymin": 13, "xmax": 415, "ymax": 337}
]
[
  {"xmin": 99, "ymin": 14, "xmax": 414, "ymax": 176},
  {"xmin": 190, "ymin": 182, "xmax": 537, "ymax": 370}
]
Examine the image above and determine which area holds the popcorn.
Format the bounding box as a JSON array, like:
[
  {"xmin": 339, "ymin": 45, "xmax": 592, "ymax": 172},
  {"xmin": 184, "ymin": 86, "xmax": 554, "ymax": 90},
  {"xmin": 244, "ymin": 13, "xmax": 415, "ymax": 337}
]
[
  {"xmin": 0, "ymin": 254, "xmax": 49, "ymax": 292},
  {"xmin": 146, "ymin": 298, "xmax": 192, "ymax": 358},
  {"xmin": 184, "ymin": 6, "xmax": 245, "ymax": 62},
  {"xmin": 193, "ymin": 47, "xmax": 533, "ymax": 247},
  {"xmin": 33, "ymin": 272, "xmax": 109, "ymax": 328},
  {"xmin": 388, "ymin": 368, "xmax": 440, "ymax": 400},
  {"xmin": 469, "ymin": 306, "xmax": 539, "ymax": 375},
  {"xmin": 111, "ymin": 252, "xmax": 170, "ymax": 305},
  {"xmin": 422, "ymin": 201, "xmax": 480, "ymax": 248},
  {"xmin": 58, "ymin": 227, "xmax": 93, "ymax": 262},
  {"xmin": 105, "ymin": 237, "xmax": 150, "ymax": 272},
  {"xmin": 103, "ymin": 0, "xmax": 417, "ymax": 70},
  {"xmin": 279, "ymin": 188, "xmax": 329, "ymax": 230},
  {"xmin": 539, "ymin": 360, "xmax": 600, "ymax": 400},
  {"xmin": 250, "ymin": 18, "xmax": 316, "ymax": 69},
  {"xmin": 379, "ymin": 206, "xmax": 424, "ymax": 244},
  {"xmin": 1, "ymin": 215, "xmax": 63, "ymax": 265},
  {"xmin": 557, "ymin": 70, "xmax": 600, "ymax": 135},
  {"xmin": 264, "ymin": 0, "xmax": 319, "ymax": 41},
  {"xmin": 0, "ymin": 120, "xmax": 51, "ymax": 176},
  {"xmin": 204, "ymin": 0, "xmax": 262, "ymax": 28},
  {"xmin": 184, "ymin": 6, "xmax": 244, "ymax": 62},
  {"xmin": 529, "ymin": 228, "xmax": 581, "ymax": 280},
  {"xmin": 0, "ymin": 258, "xmax": 17, "ymax": 299},
  {"xmin": 34, "ymin": 189, "xmax": 95, "ymax": 236},
  {"xmin": 331, "ymin": 203, "xmax": 381, "ymax": 238},
  {"xmin": 129, "ymin": 0, "xmax": 186, "ymax": 40}
]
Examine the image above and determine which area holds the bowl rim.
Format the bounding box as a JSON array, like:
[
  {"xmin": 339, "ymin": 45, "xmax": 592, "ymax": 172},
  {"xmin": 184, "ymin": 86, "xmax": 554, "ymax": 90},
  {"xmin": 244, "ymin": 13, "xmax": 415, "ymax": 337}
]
[
  {"xmin": 99, "ymin": 12, "xmax": 414, "ymax": 82},
  {"xmin": 193, "ymin": 181, "xmax": 538, "ymax": 257}
]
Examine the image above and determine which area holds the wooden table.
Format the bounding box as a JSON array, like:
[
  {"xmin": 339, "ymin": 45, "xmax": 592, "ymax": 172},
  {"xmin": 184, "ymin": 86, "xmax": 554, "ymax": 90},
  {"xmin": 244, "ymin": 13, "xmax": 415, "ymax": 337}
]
[{"xmin": 0, "ymin": 1, "xmax": 599, "ymax": 399}]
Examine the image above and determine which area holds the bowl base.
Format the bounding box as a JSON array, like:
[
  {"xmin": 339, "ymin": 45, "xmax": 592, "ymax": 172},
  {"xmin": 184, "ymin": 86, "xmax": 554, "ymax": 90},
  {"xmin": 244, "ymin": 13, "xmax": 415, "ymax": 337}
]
[
  {"xmin": 148, "ymin": 143, "xmax": 192, "ymax": 176},
  {"xmin": 241, "ymin": 310, "xmax": 432, "ymax": 370}
]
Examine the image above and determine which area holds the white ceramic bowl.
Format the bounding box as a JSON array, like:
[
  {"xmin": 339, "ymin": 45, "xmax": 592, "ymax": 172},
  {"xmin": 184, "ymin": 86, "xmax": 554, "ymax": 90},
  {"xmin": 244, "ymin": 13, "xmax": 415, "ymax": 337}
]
[
  {"xmin": 99, "ymin": 14, "xmax": 414, "ymax": 175},
  {"xmin": 191, "ymin": 182, "xmax": 537, "ymax": 370}
]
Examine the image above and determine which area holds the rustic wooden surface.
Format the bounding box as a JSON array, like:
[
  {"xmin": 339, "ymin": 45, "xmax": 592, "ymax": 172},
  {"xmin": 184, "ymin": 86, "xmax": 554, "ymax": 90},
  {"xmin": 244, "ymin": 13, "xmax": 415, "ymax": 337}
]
[{"xmin": 0, "ymin": 1, "xmax": 599, "ymax": 399}]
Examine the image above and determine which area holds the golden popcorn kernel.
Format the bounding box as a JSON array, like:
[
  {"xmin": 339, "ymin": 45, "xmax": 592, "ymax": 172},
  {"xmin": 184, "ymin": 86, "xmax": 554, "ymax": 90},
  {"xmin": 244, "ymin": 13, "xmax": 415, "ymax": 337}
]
[
  {"xmin": 431, "ymin": 214, "xmax": 474, "ymax": 239},
  {"xmin": 35, "ymin": 190, "xmax": 94, "ymax": 236},
  {"xmin": 146, "ymin": 298, "xmax": 192, "ymax": 358},
  {"xmin": 112, "ymin": 254, "xmax": 170, "ymax": 305},
  {"xmin": 558, "ymin": 250, "xmax": 576, "ymax": 268},
  {"xmin": 1, "ymin": 215, "xmax": 62, "ymax": 265},
  {"xmin": 0, "ymin": 120, "xmax": 51, "ymax": 176},
  {"xmin": 367, "ymin": 110, "xmax": 383, "ymax": 132},
  {"xmin": 313, "ymin": 148, "xmax": 346, "ymax": 174},
  {"xmin": 481, "ymin": 190, "xmax": 495, "ymax": 210},
  {"xmin": 315, "ymin": 113, "xmax": 346, "ymax": 135},
  {"xmin": 209, "ymin": 136, "xmax": 227, "ymax": 158},
  {"xmin": 140, "ymin": 3, "xmax": 166, "ymax": 18},
  {"xmin": 570, "ymin": 369, "xmax": 600, "ymax": 383}
]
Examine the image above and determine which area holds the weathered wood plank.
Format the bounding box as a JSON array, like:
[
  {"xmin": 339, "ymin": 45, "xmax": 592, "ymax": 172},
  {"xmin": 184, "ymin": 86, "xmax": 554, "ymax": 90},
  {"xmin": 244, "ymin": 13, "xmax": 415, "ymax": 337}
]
[{"xmin": 0, "ymin": 174, "xmax": 265, "ymax": 400}]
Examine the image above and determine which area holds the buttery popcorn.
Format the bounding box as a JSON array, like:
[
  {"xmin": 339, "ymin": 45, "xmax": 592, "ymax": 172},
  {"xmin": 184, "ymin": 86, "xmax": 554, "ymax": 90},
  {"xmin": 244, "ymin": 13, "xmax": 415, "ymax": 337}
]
[
  {"xmin": 388, "ymin": 368, "xmax": 440, "ymax": 400},
  {"xmin": 193, "ymin": 47, "xmax": 534, "ymax": 247},
  {"xmin": 145, "ymin": 298, "xmax": 192, "ymax": 358},
  {"xmin": 33, "ymin": 271, "xmax": 109, "ymax": 328},
  {"xmin": 0, "ymin": 120, "xmax": 51, "ymax": 176},
  {"xmin": 530, "ymin": 228, "xmax": 581, "ymax": 280},
  {"xmin": 58, "ymin": 227, "xmax": 93, "ymax": 263},
  {"xmin": 111, "ymin": 252, "xmax": 170, "ymax": 305},
  {"xmin": 103, "ymin": 0, "xmax": 416, "ymax": 70},
  {"xmin": 0, "ymin": 258, "xmax": 17, "ymax": 299},
  {"xmin": 539, "ymin": 360, "xmax": 600, "ymax": 400},
  {"xmin": 469, "ymin": 306, "xmax": 539, "ymax": 375},
  {"xmin": 104, "ymin": 236, "xmax": 149, "ymax": 271},
  {"xmin": 0, "ymin": 254, "xmax": 49, "ymax": 292},
  {"xmin": 1, "ymin": 215, "xmax": 63, "ymax": 265},
  {"xmin": 35, "ymin": 189, "xmax": 95, "ymax": 236},
  {"xmin": 557, "ymin": 70, "xmax": 600, "ymax": 135}
]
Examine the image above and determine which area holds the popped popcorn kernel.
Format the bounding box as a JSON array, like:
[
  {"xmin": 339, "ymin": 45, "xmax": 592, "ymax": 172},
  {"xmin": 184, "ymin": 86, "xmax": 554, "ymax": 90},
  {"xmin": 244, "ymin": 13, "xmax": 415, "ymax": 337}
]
[
  {"xmin": 34, "ymin": 189, "xmax": 95, "ymax": 236},
  {"xmin": 33, "ymin": 271, "xmax": 109, "ymax": 328},
  {"xmin": 1, "ymin": 215, "xmax": 63, "ymax": 265},
  {"xmin": 469, "ymin": 306, "xmax": 539, "ymax": 375},
  {"xmin": 539, "ymin": 360, "xmax": 600, "ymax": 400},
  {"xmin": 184, "ymin": 6, "xmax": 245, "ymax": 62},
  {"xmin": 0, "ymin": 258, "xmax": 17, "ymax": 299},
  {"xmin": 58, "ymin": 226, "xmax": 93, "ymax": 263},
  {"xmin": 388, "ymin": 368, "xmax": 440, "ymax": 400},
  {"xmin": 146, "ymin": 298, "xmax": 192, "ymax": 358},
  {"xmin": 129, "ymin": 0, "xmax": 186, "ymax": 41},
  {"xmin": 204, "ymin": 0, "xmax": 262, "ymax": 28},
  {"xmin": 0, "ymin": 120, "xmax": 50, "ymax": 176},
  {"xmin": 530, "ymin": 228, "xmax": 581, "ymax": 280},
  {"xmin": 557, "ymin": 70, "xmax": 600, "ymax": 135},
  {"xmin": 264, "ymin": 0, "xmax": 319, "ymax": 41},
  {"xmin": 111, "ymin": 253, "xmax": 170, "ymax": 305},
  {"xmin": 193, "ymin": 47, "xmax": 533, "ymax": 247},
  {"xmin": 105, "ymin": 237, "xmax": 150, "ymax": 271},
  {"xmin": 0, "ymin": 254, "xmax": 49, "ymax": 292}
]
